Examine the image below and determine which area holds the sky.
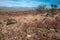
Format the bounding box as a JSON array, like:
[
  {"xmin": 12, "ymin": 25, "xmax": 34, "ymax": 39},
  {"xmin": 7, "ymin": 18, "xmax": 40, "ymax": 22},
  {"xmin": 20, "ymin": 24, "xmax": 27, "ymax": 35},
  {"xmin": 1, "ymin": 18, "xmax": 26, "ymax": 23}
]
[{"xmin": 0, "ymin": 0, "xmax": 60, "ymax": 8}]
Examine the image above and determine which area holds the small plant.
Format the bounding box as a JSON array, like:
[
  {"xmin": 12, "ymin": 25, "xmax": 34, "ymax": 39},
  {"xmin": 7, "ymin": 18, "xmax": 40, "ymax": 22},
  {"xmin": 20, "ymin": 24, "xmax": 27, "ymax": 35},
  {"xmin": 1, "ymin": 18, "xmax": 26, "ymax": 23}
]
[{"xmin": 23, "ymin": 23, "xmax": 30, "ymax": 29}]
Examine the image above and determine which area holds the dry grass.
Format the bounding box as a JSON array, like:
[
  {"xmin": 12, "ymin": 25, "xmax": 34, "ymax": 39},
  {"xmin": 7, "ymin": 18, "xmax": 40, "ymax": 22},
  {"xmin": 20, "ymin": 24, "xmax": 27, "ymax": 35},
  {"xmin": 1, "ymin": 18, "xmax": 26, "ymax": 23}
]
[{"xmin": 0, "ymin": 13, "xmax": 60, "ymax": 40}]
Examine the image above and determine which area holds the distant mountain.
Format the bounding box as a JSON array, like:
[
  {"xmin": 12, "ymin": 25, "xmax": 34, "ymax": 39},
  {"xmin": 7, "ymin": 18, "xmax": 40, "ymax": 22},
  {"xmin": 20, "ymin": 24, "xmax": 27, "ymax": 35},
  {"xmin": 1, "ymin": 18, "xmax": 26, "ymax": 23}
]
[{"xmin": 0, "ymin": 7, "xmax": 36, "ymax": 11}]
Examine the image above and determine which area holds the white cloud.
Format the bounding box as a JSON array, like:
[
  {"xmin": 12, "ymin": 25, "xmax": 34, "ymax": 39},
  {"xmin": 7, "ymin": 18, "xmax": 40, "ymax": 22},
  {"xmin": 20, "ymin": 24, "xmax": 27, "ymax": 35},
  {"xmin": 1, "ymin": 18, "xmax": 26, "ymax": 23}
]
[{"xmin": 0, "ymin": 0, "xmax": 47, "ymax": 7}]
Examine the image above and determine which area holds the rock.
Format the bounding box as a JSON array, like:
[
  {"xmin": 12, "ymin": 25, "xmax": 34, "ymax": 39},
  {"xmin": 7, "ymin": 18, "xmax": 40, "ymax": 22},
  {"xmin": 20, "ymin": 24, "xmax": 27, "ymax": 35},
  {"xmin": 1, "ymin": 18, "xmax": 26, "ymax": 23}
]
[
  {"xmin": 4, "ymin": 19, "xmax": 17, "ymax": 25},
  {"xmin": 27, "ymin": 34, "xmax": 32, "ymax": 38}
]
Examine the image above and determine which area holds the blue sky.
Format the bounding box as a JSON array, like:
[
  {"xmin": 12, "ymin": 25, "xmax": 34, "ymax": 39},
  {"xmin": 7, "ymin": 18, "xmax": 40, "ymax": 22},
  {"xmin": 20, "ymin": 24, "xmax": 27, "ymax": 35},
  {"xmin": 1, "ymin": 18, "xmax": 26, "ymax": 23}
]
[{"xmin": 0, "ymin": 0, "xmax": 60, "ymax": 8}]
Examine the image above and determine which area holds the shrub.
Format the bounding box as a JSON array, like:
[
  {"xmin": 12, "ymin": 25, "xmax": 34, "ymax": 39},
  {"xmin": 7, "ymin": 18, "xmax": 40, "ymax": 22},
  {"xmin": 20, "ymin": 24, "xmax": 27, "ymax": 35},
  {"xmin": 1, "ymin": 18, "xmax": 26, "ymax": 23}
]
[{"xmin": 36, "ymin": 4, "xmax": 46, "ymax": 13}]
